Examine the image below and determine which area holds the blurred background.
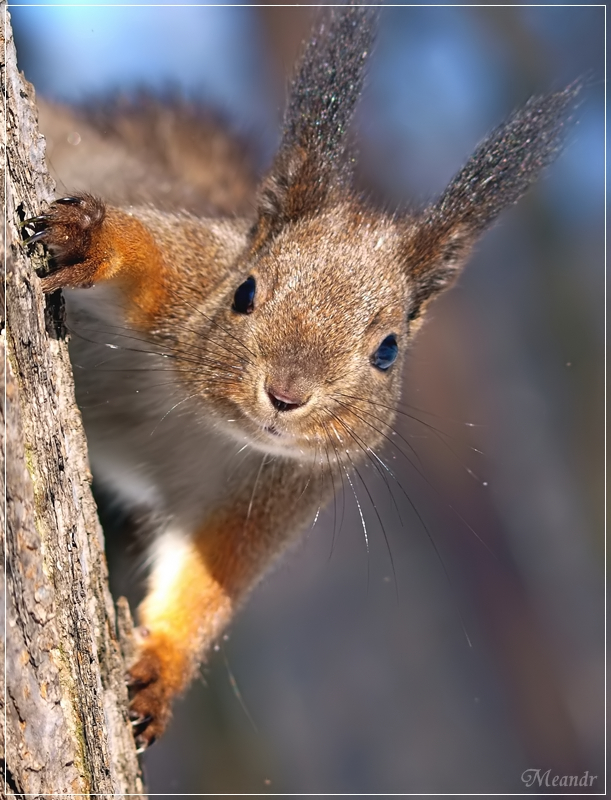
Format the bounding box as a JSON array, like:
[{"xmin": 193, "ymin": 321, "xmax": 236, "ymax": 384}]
[{"xmin": 10, "ymin": 1, "xmax": 604, "ymax": 795}]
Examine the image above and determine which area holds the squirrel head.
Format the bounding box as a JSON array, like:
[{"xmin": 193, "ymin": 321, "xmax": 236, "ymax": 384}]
[
  {"xmin": 178, "ymin": 4, "xmax": 577, "ymax": 465},
  {"xmin": 199, "ymin": 202, "xmax": 411, "ymax": 460}
]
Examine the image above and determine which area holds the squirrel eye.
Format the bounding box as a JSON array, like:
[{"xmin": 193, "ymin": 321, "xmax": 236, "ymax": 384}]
[
  {"xmin": 371, "ymin": 334, "xmax": 398, "ymax": 371},
  {"xmin": 232, "ymin": 276, "xmax": 256, "ymax": 314}
]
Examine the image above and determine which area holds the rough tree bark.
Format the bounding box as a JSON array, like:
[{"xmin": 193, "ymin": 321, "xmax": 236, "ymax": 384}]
[{"xmin": 1, "ymin": 7, "xmax": 145, "ymax": 796}]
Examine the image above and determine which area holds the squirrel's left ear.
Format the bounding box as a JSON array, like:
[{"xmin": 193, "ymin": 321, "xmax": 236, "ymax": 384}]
[{"xmin": 401, "ymin": 85, "xmax": 579, "ymax": 322}]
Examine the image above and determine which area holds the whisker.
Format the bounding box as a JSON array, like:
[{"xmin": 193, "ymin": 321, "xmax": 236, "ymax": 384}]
[
  {"xmin": 339, "ymin": 456, "xmax": 370, "ymax": 598},
  {"xmin": 177, "ymin": 294, "xmax": 259, "ymax": 363},
  {"xmin": 326, "ymin": 420, "xmax": 347, "ymax": 539},
  {"xmin": 337, "ymin": 392, "xmax": 466, "ymax": 443},
  {"xmin": 65, "ymin": 307, "xmax": 256, "ymax": 377},
  {"xmin": 67, "ymin": 322, "xmax": 247, "ymax": 376},
  {"xmin": 330, "ymin": 410, "xmax": 404, "ymax": 529},
  {"xmin": 394, "ymin": 400, "xmax": 486, "ymax": 478},
  {"xmin": 334, "ymin": 396, "xmax": 424, "ymax": 471},
  {"xmin": 105, "ymin": 272, "xmax": 258, "ymax": 366},
  {"xmin": 149, "ymin": 393, "xmax": 200, "ymax": 436},
  {"xmin": 369, "ymin": 451, "xmax": 474, "ymax": 648},
  {"xmin": 246, "ymin": 455, "xmax": 267, "ymax": 524},
  {"xmin": 335, "ymin": 398, "xmax": 495, "ymax": 558},
  {"xmin": 329, "ymin": 412, "xmax": 399, "ymax": 603},
  {"xmin": 396, "ymin": 397, "xmax": 483, "ymax": 429},
  {"xmin": 221, "ymin": 645, "xmax": 258, "ymax": 734},
  {"xmin": 294, "ymin": 442, "xmax": 320, "ymax": 505},
  {"xmin": 320, "ymin": 423, "xmax": 339, "ymax": 561},
  {"xmin": 328, "ymin": 403, "xmax": 479, "ymax": 646}
]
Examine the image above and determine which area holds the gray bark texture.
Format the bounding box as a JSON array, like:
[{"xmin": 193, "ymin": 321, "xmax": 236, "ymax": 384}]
[{"xmin": 1, "ymin": 6, "xmax": 145, "ymax": 796}]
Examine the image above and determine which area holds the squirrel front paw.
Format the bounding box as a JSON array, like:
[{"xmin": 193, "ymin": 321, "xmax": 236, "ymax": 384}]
[
  {"xmin": 127, "ymin": 644, "xmax": 173, "ymax": 752},
  {"xmin": 24, "ymin": 194, "xmax": 107, "ymax": 292}
]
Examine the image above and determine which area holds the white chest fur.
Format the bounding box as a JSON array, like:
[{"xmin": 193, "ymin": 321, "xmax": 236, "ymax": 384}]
[{"xmin": 65, "ymin": 286, "xmax": 263, "ymax": 532}]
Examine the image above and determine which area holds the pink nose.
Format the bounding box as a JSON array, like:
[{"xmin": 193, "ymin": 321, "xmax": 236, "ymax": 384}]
[{"xmin": 266, "ymin": 386, "xmax": 308, "ymax": 412}]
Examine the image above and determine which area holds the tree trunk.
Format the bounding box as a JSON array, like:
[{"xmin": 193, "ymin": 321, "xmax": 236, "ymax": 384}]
[{"xmin": 1, "ymin": 5, "xmax": 145, "ymax": 795}]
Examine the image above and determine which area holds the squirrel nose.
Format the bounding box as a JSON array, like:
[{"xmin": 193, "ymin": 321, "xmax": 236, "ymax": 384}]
[{"xmin": 266, "ymin": 386, "xmax": 309, "ymax": 412}]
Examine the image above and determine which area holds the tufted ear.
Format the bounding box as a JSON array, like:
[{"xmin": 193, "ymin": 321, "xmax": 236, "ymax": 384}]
[
  {"xmin": 401, "ymin": 85, "xmax": 579, "ymax": 322},
  {"xmin": 254, "ymin": 3, "xmax": 379, "ymax": 242}
]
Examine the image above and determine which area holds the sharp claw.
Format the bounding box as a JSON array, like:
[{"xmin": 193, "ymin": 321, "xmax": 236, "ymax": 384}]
[
  {"xmin": 20, "ymin": 215, "xmax": 50, "ymax": 229},
  {"xmin": 55, "ymin": 196, "xmax": 83, "ymax": 205},
  {"xmin": 24, "ymin": 230, "xmax": 48, "ymax": 245},
  {"xmin": 130, "ymin": 714, "xmax": 153, "ymax": 728},
  {"xmin": 135, "ymin": 734, "xmax": 156, "ymax": 753}
]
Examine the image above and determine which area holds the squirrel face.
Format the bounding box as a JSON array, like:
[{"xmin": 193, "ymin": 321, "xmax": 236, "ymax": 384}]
[{"xmin": 179, "ymin": 204, "xmax": 409, "ymax": 462}]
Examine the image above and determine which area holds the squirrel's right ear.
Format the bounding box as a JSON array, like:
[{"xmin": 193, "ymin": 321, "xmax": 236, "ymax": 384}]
[
  {"xmin": 401, "ymin": 85, "xmax": 579, "ymax": 322},
  {"xmin": 254, "ymin": 3, "xmax": 379, "ymax": 244}
]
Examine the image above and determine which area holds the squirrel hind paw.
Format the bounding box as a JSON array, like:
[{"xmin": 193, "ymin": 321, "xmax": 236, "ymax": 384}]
[{"xmin": 127, "ymin": 647, "xmax": 173, "ymax": 751}]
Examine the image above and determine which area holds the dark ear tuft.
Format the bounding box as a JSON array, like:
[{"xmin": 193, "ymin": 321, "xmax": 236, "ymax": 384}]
[
  {"xmin": 435, "ymin": 83, "xmax": 580, "ymax": 234},
  {"xmin": 402, "ymin": 84, "xmax": 579, "ymax": 320},
  {"xmin": 283, "ymin": 3, "xmax": 379, "ymax": 168},
  {"xmin": 255, "ymin": 3, "xmax": 379, "ymax": 240}
]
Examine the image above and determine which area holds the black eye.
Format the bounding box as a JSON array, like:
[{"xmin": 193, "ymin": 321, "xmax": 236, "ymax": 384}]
[
  {"xmin": 371, "ymin": 334, "xmax": 398, "ymax": 371},
  {"xmin": 232, "ymin": 276, "xmax": 256, "ymax": 314}
]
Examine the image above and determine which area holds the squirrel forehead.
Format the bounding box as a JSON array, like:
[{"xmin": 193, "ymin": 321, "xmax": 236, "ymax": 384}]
[{"xmin": 259, "ymin": 212, "xmax": 409, "ymax": 314}]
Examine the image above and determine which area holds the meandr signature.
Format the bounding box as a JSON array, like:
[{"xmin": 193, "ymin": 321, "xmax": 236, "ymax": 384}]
[{"xmin": 521, "ymin": 768, "xmax": 598, "ymax": 789}]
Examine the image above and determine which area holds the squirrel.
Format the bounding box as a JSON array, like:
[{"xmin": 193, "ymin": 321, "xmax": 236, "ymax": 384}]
[{"xmin": 26, "ymin": 4, "xmax": 577, "ymax": 751}]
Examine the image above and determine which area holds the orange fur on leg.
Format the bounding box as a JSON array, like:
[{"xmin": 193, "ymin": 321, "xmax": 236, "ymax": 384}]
[
  {"xmin": 127, "ymin": 496, "xmax": 297, "ymax": 748},
  {"xmin": 128, "ymin": 526, "xmax": 235, "ymax": 748}
]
